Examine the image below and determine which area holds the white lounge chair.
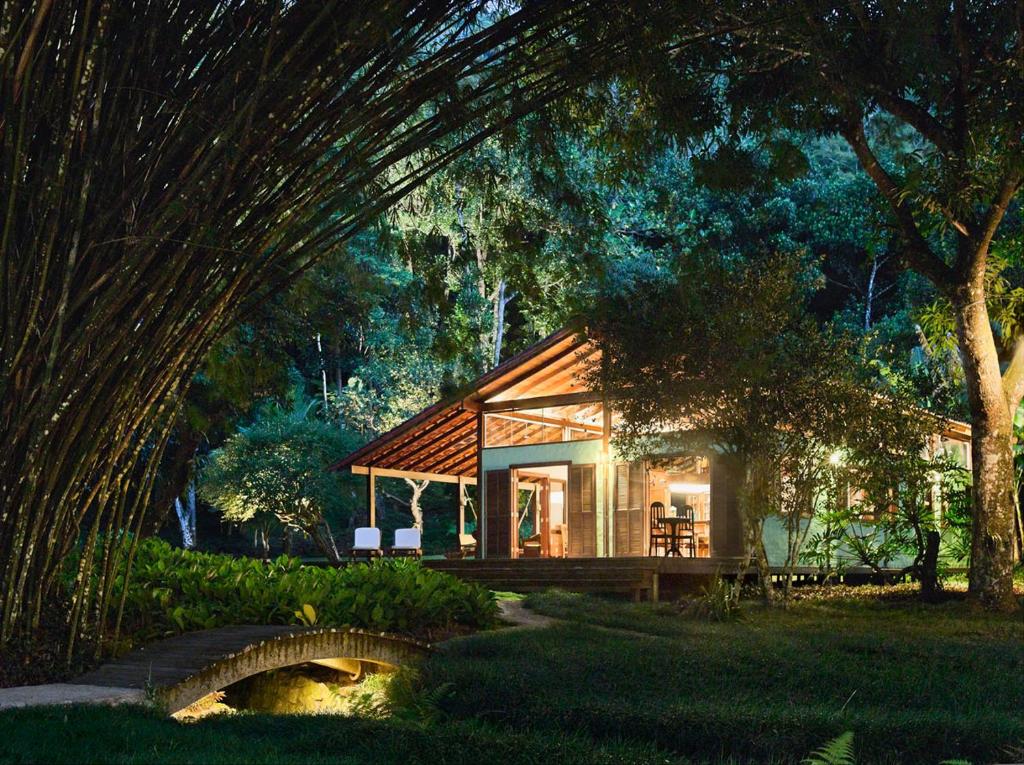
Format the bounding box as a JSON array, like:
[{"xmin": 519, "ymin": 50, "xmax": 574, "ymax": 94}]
[
  {"xmin": 349, "ymin": 527, "xmax": 382, "ymax": 561},
  {"xmin": 389, "ymin": 528, "xmax": 422, "ymax": 558}
]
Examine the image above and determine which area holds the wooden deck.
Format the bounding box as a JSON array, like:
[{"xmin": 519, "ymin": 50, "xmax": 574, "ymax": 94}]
[
  {"xmin": 425, "ymin": 557, "xmax": 911, "ymax": 601},
  {"xmin": 425, "ymin": 556, "xmax": 749, "ymax": 600}
]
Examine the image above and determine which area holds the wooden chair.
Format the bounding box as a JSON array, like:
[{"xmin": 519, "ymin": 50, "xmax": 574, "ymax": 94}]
[
  {"xmin": 675, "ymin": 505, "xmax": 697, "ymax": 558},
  {"xmin": 649, "ymin": 502, "xmax": 670, "ymax": 556},
  {"xmin": 445, "ymin": 533, "xmax": 477, "ymax": 559},
  {"xmin": 389, "ymin": 528, "xmax": 422, "ymax": 558},
  {"xmin": 550, "ymin": 525, "xmax": 566, "ymax": 558},
  {"xmin": 521, "ymin": 532, "xmax": 542, "ymax": 558}
]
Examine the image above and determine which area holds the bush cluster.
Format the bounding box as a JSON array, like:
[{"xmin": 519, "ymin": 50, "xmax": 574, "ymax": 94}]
[{"xmin": 114, "ymin": 539, "xmax": 497, "ymax": 643}]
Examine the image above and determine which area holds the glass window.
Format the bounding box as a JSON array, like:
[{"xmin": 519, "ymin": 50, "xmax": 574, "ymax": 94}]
[{"xmin": 484, "ymin": 402, "xmax": 604, "ymax": 447}]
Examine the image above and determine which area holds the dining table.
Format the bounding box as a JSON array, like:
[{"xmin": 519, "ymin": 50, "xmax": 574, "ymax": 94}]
[{"xmin": 659, "ymin": 515, "xmax": 696, "ymax": 557}]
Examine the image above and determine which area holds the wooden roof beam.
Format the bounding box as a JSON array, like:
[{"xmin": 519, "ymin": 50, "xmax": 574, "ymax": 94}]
[
  {"xmin": 476, "ymin": 336, "xmax": 587, "ymax": 400},
  {"xmin": 349, "ymin": 465, "xmax": 476, "ymax": 485},
  {"xmin": 486, "ymin": 343, "xmax": 596, "ymax": 402},
  {"xmin": 374, "ymin": 414, "xmax": 476, "ymax": 468},
  {"xmin": 409, "ymin": 430, "xmax": 477, "ymax": 470},
  {"xmin": 482, "ymin": 391, "xmax": 602, "ymax": 413}
]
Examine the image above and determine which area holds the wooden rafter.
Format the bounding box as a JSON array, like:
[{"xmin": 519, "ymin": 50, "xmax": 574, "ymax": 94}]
[
  {"xmin": 367, "ymin": 408, "xmax": 469, "ymax": 465},
  {"xmin": 487, "ymin": 342, "xmax": 593, "ymax": 401},
  {"xmin": 412, "ymin": 429, "xmax": 476, "ymax": 469},
  {"xmin": 486, "ymin": 410, "xmax": 602, "ymax": 435},
  {"xmin": 482, "ymin": 391, "xmax": 601, "ymax": 413},
  {"xmin": 374, "ymin": 412, "xmax": 475, "ymax": 468}
]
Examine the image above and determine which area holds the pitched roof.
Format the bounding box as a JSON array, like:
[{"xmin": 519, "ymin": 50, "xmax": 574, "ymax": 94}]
[{"xmin": 329, "ymin": 327, "xmax": 599, "ymax": 477}]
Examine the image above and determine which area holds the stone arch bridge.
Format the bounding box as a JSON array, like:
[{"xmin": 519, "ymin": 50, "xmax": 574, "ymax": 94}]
[{"xmin": 72, "ymin": 625, "xmax": 431, "ymax": 714}]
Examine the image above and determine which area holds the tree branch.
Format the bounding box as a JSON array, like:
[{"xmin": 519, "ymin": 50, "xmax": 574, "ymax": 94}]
[
  {"xmin": 964, "ymin": 171, "xmax": 1024, "ymax": 280},
  {"xmin": 839, "ymin": 118, "xmax": 957, "ymax": 291},
  {"xmin": 871, "ymin": 91, "xmax": 957, "ymax": 156}
]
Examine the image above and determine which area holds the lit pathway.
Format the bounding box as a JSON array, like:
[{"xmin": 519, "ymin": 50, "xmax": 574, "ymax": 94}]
[
  {"xmin": 496, "ymin": 598, "xmax": 560, "ymax": 629},
  {"xmin": 0, "ymin": 682, "xmax": 144, "ymax": 711}
]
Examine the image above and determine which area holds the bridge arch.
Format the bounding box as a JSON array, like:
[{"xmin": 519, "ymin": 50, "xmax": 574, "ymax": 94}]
[
  {"xmin": 161, "ymin": 628, "xmax": 431, "ymax": 714},
  {"xmin": 71, "ymin": 625, "xmax": 431, "ymax": 716}
]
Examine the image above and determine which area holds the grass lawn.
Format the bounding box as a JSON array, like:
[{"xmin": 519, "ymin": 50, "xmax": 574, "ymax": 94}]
[{"xmin": 1, "ymin": 588, "xmax": 1021, "ymax": 764}]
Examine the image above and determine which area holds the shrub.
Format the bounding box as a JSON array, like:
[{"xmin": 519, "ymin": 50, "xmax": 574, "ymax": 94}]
[
  {"xmin": 113, "ymin": 538, "xmax": 497, "ymax": 643},
  {"xmin": 684, "ymin": 571, "xmax": 741, "ymax": 622}
]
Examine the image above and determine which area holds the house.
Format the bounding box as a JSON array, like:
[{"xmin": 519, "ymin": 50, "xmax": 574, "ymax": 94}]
[{"xmin": 330, "ymin": 328, "xmax": 972, "ymax": 589}]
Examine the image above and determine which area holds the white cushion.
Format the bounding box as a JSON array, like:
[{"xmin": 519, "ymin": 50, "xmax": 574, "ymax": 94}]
[
  {"xmin": 393, "ymin": 528, "xmax": 421, "ymax": 549},
  {"xmin": 353, "ymin": 527, "xmax": 381, "ymax": 550}
]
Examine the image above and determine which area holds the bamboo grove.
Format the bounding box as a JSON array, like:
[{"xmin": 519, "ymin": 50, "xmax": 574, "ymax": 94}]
[{"xmin": 0, "ymin": 0, "xmax": 658, "ymax": 653}]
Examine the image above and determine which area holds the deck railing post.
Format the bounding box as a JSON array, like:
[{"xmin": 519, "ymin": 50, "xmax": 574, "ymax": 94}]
[{"xmin": 367, "ymin": 468, "xmax": 376, "ymax": 527}]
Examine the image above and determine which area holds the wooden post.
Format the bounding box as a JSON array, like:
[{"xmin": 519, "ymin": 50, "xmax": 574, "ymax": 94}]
[
  {"xmin": 476, "ymin": 412, "xmax": 485, "ymax": 558},
  {"xmin": 457, "ymin": 475, "xmax": 467, "ymax": 536},
  {"xmin": 367, "ymin": 468, "xmax": 376, "ymax": 528},
  {"xmin": 602, "ymin": 398, "xmax": 612, "ymax": 558}
]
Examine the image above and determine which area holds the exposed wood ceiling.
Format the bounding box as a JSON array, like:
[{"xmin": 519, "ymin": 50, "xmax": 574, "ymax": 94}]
[{"xmin": 330, "ymin": 328, "xmax": 601, "ymax": 479}]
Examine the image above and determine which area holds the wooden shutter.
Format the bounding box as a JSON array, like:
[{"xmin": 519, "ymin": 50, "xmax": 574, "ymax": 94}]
[
  {"xmin": 710, "ymin": 455, "xmax": 744, "ymax": 557},
  {"xmin": 614, "ymin": 462, "xmax": 646, "ymax": 556},
  {"xmin": 484, "ymin": 469, "xmax": 514, "ymax": 558},
  {"xmin": 567, "ymin": 463, "xmax": 597, "ymax": 557}
]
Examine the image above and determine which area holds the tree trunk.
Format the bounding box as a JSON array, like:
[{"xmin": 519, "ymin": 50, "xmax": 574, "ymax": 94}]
[
  {"xmin": 919, "ymin": 530, "xmax": 941, "ymax": 603},
  {"xmin": 310, "ymin": 522, "xmax": 341, "ymax": 565},
  {"xmin": 492, "ymin": 279, "xmax": 508, "ymax": 367},
  {"xmin": 864, "ymin": 254, "xmax": 881, "ymax": 331},
  {"xmin": 952, "ymin": 287, "xmax": 1019, "ymax": 611},
  {"xmin": 316, "ymin": 333, "xmax": 330, "ymax": 416},
  {"xmin": 403, "ymin": 478, "xmax": 429, "ymax": 530},
  {"xmin": 145, "ymin": 428, "xmax": 201, "ymax": 537},
  {"xmin": 173, "ymin": 480, "xmax": 197, "ymax": 549}
]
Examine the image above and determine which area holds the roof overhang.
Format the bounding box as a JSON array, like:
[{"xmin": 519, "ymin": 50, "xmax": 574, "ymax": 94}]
[{"xmin": 329, "ymin": 327, "xmax": 600, "ymax": 480}]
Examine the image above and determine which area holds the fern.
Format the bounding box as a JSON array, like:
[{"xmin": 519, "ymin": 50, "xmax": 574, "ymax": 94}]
[{"xmin": 802, "ymin": 731, "xmax": 855, "ymax": 765}]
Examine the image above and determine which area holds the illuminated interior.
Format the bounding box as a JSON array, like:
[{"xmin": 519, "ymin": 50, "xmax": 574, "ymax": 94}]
[{"xmin": 647, "ymin": 455, "xmax": 712, "ymax": 557}]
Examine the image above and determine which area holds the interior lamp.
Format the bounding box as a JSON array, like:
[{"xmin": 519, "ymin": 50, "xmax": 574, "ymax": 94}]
[{"xmin": 668, "ymin": 482, "xmax": 710, "ymax": 494}]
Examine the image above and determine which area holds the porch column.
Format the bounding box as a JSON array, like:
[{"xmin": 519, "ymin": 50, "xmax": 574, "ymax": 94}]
[
  {"xmin": 457, "ymin": 475, "xmax": 467, "ymax": 535},
  {"xmin": 366, "ymin": 467, "xmax": 376, "ymax": 527}
]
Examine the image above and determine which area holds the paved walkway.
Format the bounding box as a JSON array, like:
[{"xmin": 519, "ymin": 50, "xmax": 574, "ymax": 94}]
[
  {"xmin": 0, "ymin": 683, "xmax": 144, "ymax": 711},
  {"xmin": 497, "ymin": 598, "xmax": 559, "ymax": 629}
]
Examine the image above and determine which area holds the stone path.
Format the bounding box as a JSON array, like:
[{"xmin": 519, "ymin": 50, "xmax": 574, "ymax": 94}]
[
  {"xmin": 0, "ymin": 683, "xmax": 144, "ymax": 711},
  {"xmin": 497, "ymin": 598, "xmax": 559, "ymax": 629}
]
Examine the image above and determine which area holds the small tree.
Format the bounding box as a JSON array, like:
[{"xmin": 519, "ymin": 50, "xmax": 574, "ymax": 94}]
[
  {"xmin": 200, "ymin": 408, "xmax": 359, "ymax": 563},
  {"xmin": 806, "ymin": 417, "xmax": 970, "ymax": 601},
  {"xmin": 593, "ymin": 251, "xmax": 886, "ymax": 601}
]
